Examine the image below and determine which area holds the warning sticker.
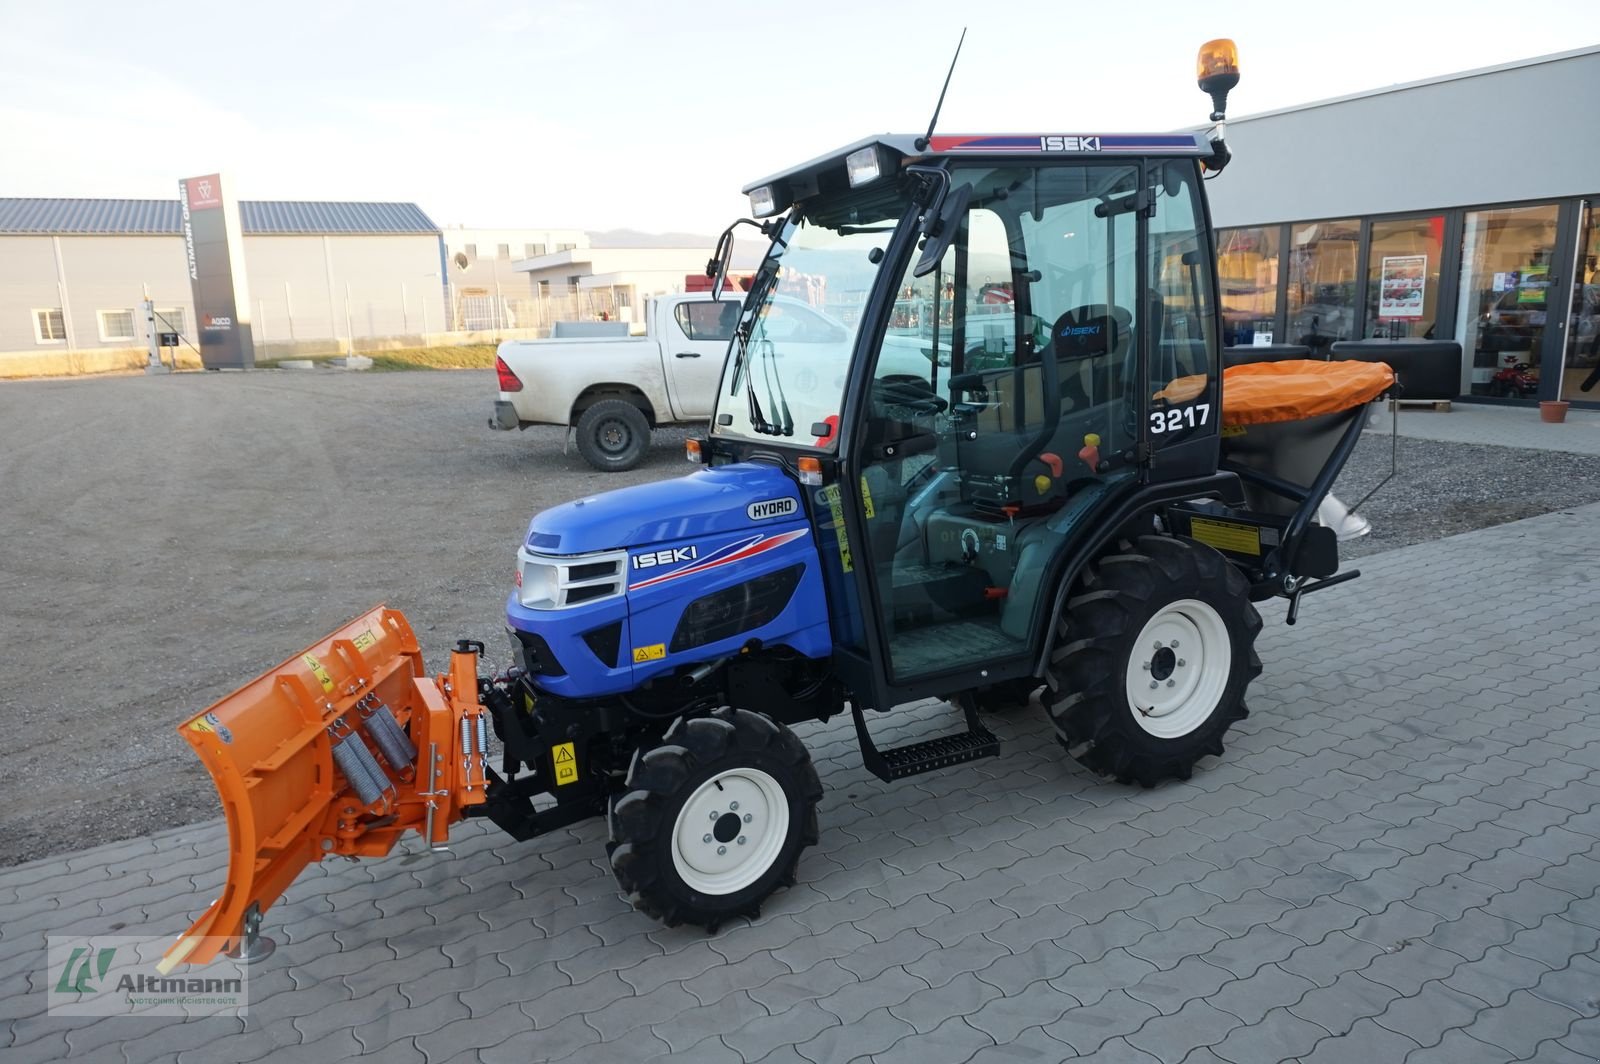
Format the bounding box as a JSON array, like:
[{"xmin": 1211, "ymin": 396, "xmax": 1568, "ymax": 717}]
[
  {"xmin": 632, "ymin": 643, "xmax": 666, "ymax": 664},
  {"xmin": 552, "ymin": 742, "xmax": 578, "ymax": 785},
  {"xmin": 301, "ymin": 653, "xmax": 335, "ymax": 693},
  {"xmin": 188, "ymin": 711, "xmax": 233, "ymax": 744},
  {"xmin": 1220, "ymin": 424, "xmax": 1246, "ymax": 438},
  {"xmin": 1189, "ymin": 517, "xmax": 1262, "ymax": 556}
]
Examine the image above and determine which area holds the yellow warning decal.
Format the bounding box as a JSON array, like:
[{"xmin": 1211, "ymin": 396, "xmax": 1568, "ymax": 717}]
[
  {"xmin": 1220, "ymin": 424, "xmax": 1246, "ymax": 438},
  {"xmin": 552, "ymin": 742, "xmax": 578, "ymax": 785},
  {"xmin": 1190, "ymin": 517, "xmax": 1262, "ymax": 557},
  {"xmin": 859, "ymin": 477, "xmax": 875, "ymax": 520},
  {"xmin": 632, "ymin": 643, "xmax": 666, "ymax": 664},
  {"xmin": 301, "ymin": 653, "xmax": 335, "ymax": 693},
  {"xmin": 351, "ymin": 629, "xmax": 378, "ymax": 652}
]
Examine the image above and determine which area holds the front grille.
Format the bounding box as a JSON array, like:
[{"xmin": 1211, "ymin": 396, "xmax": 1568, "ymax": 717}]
[
  {"xmin": 582, "ymin": 623, "xmax": 623, "ymax": 668},
  {"xmin": 670, "ymin": 564, "xmax": 804, "ymax": 653}
]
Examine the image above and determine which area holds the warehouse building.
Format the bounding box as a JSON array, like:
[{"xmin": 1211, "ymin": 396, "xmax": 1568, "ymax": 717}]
[
  {"xmin": 1208, "ymin": 45, "xmax": 1600, "ymax": 407},
  {"xmin": 0, "ymin": 197, "xmax": 446, "ymax": 366}
]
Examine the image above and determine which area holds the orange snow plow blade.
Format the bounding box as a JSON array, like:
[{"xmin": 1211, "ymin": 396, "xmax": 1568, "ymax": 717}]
[{"xmin": 159, "ymin": 606, "xmax": 489, "ymax": 970}]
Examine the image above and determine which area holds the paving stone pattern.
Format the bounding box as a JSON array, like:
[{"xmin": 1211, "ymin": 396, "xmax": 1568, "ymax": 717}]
[{"xmin": 3, "ymin": 504, "xmax": 1598, "ymax": 1064}]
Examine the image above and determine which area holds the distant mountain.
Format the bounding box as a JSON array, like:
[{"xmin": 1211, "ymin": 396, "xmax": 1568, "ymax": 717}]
[
  {"xmin": 585, "ymin": 228, "xmax": 717, "ymax": 248},
  {"xmin": 586, "ymin": 227, "xmax": 766, "ymax": 269}
]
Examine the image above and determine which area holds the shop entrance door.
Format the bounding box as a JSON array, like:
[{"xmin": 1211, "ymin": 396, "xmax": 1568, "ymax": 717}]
[
  {"xmin": 1454, "ymin": 204, "xmax": 1564, "ymax": 399},
  {"xmin": 1558, "ymin": 202, "xmax": 1600, "ymax": 403}
]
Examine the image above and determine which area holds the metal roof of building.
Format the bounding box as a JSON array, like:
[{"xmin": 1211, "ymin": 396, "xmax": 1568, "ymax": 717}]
[{"xmin": 0, "ymin": 198, "xmax": 440, "ymax": 236}]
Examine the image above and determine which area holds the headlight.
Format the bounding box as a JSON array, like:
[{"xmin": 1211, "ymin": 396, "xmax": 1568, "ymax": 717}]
[{"xmin": 516, "ymin": 548, "xmax": 627, "ymax": 609}]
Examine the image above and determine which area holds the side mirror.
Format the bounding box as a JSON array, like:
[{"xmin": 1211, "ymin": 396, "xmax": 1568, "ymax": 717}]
[
  {"xmin": 708, "ymin": 225, "xmax": 736, "ymax": 302},
  {"xmin": 912, "ymin": 183, "xmax": 971, "ymax": 278}
]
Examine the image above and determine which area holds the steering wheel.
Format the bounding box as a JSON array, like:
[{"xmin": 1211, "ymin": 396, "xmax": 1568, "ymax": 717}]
[{"xmin": 875, "ymin": 374, "xmax": 948, "ymax": 417}]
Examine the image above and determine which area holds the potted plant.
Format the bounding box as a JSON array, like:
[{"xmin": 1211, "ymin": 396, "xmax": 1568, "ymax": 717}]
[{"xmin": 1540, "ymin": 400, "xmax": 1570, "ymax": 423}]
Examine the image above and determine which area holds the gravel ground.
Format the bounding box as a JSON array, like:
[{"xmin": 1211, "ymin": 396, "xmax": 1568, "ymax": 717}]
[{"xmin": 1, "ymin": 371, "xmax": 1594, "ymax": 865}]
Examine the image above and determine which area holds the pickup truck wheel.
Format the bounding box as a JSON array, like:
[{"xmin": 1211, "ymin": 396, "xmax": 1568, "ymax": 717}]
[
  {"xmin": 1043, "ymin": 535, "xmax": 1262, "ymax": 787},
  {"xmin": 607, "ymin": 708, "xmax": 821, "ymax": 930},
  {"xmin": 575, "ymin": 399, "xmax": 650, "ymax": 472}
]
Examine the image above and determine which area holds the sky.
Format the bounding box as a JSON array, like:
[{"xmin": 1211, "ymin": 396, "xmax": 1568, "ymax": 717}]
[{"xmin": 0, "ymin": 0, "xmax": 1592, "ymax": 236}]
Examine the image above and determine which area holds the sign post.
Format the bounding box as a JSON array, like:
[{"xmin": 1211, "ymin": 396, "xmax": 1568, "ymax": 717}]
[{"xmin": 179, "ymin": 173, "xmax": 255, "ymax": 369}]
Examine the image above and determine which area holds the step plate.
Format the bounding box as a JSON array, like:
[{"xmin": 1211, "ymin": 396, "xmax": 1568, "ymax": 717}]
[{"xmin": 875, "ymin": 728, "xmax": 999, "ymax": 780}]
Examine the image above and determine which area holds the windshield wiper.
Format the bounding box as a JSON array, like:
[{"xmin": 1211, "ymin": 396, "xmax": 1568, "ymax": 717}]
[{"xmin": 756, "ymin": 339, "xmax": 794, "ymax": 436}]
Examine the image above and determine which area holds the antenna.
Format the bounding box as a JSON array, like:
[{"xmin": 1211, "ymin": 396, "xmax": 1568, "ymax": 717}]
[{"xmin": 915, "ymin": 27, "xmax": 967, "ymax": 152}]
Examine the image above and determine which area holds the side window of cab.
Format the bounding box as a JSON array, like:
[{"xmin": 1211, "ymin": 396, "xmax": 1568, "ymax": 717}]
[{"xmin": 1148, "ymin": 162, "xmax": 1217, "ymax": 444}]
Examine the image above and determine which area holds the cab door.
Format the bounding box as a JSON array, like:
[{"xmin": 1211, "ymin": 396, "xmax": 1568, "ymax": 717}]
[
  {"xmin": 662, "ymin": 299, "xmax": 739, "ymax": 419},
  {"xmin": 842, "ymin": 161, "xmax": 1147, "ymax": 696}
]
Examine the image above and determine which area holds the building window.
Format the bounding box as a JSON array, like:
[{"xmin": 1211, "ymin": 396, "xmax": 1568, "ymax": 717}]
[
  {"xmin": 1216, "ymin": 227, "xmax": 1280, "ymax": 347},
  {"xmin": 497, "ymin": 243, "xmax": 511, "ymax": 259},
  {"xmin": 463, "ymin": 244, "xmax": 478, "ymax": 260},
  {"xmin": 525, "ymin": 243, "xmax": 547, "ymax": 258},
  {"xmin": 154, "ymin": 307, "xmax": 187, "ymax": 336},
  {"xmin": 556, "ymin": 242, "xmax": 577, "ymax": 253},
  {"xmin": 97, "ymin": 309, "xmax": 137, "ymax": 343},
  {"xmin": 1364, "ymin": 215, "xmax": 1444, "ymax": 340},
  {"xmin": 1285, "ymin": 219, "xmax": 1360, "ymax": 356},
  {"xmin": 33, "ymin": 308, "xmax": 66, "ymax": 343}
]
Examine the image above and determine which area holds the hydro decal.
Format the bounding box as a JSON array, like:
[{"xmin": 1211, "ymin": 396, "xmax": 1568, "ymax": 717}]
[
  {"xmin": 629, "ymin": 529, "xmax": 808, "ymax": 591},
  {"xmin": 747, "ymin": 497, "xmax": 799, "ymax": 521}
]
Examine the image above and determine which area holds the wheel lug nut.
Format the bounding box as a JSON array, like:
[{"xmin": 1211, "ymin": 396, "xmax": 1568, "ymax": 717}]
[
  {"xmin": 1153, "ymin": 641, "xmax": 1164, "ymax": 649},
  {"xmin": 729, "ymin": 801, "xmax": 739, "ymax": 811},
  {"xmin": 1167, "ymin": 679, "xmax": 1176, "ymax": 687},
  {"xmin": 743, "ymin": 814, "xmax": 753, "ymax": 823},
  {"xmin": 1171, "ymin": 640, "xmax": 1179, "ymax": 648},
  {"xmin": 1177, "ymin": 658, "xmax": 1186, "ymax": 667},
  {"xmin": 717, "ymin": 845, "xmax": 727, "ymax": 856},
  {"xmin": 737, "ymin": 836, "xmax": 746, "ymax": 845},
  {"xmin": 1141, "ymin": 661, "xmax": 1150, "ymax": 670},
  {"xmin": 709, "ymin": 811, "xmax": 719, "ymax": 821},
  {"xmin": 703, "ymin": 834, "xmax": 712, "ymax": 844},
  {"xmin": 1149, "ymin": 681, "xmax": 1158, "ymax": 690}
]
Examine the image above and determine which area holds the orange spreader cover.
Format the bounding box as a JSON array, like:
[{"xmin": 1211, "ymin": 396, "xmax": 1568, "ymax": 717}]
[{"xmin": 1221, "ymin": 359, "xmax": 1394, "ymax": 427}]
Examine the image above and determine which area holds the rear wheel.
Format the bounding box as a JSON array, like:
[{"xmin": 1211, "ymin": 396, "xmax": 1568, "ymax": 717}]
[
  {"xmin": 1043, "ymin": 535, "xmax": 1262, "ymax": 787},
  {"xmin": 575, "ymin": 399, "xmax": 650, "ymax": 472},
  {"xmin": 608, "ymin": 708, "xmax": 820, "ymax": 929}
]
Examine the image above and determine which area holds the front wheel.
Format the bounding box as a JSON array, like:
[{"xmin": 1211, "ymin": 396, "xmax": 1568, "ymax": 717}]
[
  {"xmin": 575, "ymin": 399, "xmax": 650, "ymax": 472},
  {"xmin": 608, "ymin": 708, "xmax": 821, "ymax": 929},
  {"xmin": 1044, "ymin": 535, "xmax": 1262, "ymax": 787}
]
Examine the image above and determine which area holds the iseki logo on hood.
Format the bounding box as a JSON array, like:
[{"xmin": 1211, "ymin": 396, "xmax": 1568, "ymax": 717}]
[{"xmin": 632, "ymin": 546, "xmax": 697, "ymax": 570}]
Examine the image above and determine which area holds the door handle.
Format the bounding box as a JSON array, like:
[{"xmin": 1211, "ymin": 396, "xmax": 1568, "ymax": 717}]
[{"xmin": 675, "ymin": 351, "xmax": 702, "ymax": 359}]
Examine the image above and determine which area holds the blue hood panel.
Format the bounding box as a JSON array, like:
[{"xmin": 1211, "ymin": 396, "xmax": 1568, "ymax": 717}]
[{"xmin": 526, "ymin": 463, "xmax": 804, "ymax": 554}]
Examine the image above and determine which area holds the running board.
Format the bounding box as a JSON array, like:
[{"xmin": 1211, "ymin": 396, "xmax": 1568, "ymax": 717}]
[{"xmin": 851, "ymin": 698, "xmax": 999, "ymax": 781}]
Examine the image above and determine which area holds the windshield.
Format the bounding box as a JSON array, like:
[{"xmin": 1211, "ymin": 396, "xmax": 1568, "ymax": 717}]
[{"xmin": 713, "ymin": 180, "xmax": 917, "ymax": 447}]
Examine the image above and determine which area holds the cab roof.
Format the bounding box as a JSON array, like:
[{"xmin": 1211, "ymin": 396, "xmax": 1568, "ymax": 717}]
[{"xmin": 740, "ymin": 131, "xmax": 1212, "ymax": 195}]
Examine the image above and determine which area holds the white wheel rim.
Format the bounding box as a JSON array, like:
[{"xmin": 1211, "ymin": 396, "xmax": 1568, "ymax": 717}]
[
  {"xmin": 671, "ymin": 767, "xmax": 790, "ymax": 895},
  {"xmin": 1123, "ymin": 598, "xmax": 1231, "ymax": 739}
]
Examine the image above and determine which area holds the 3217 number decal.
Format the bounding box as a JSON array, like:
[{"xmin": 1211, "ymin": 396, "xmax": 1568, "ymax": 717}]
[{"xmin": 1150, "ymin": 403, "xmax": 1210, "ymax": 434}]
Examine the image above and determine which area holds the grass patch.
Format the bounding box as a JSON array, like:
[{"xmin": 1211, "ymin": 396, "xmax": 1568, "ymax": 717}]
[{"xmin": 257, "ymin": 345, "xmax": 500, "ymax": 372}]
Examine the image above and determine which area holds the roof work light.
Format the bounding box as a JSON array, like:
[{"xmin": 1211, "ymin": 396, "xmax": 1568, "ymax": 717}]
[{"xmin": 846, "ymin": 145, "xmax": 886, "ymax": 188}]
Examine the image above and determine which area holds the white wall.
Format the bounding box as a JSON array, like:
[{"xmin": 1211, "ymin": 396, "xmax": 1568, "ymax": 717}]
[{"xmin": 1207, "ymin": 49, "xmax": 1600, "ymax": 228}]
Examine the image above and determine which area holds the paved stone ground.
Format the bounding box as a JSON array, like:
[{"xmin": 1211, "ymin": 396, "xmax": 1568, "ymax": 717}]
[
  {"xmin": 3, "ymin": 503, "xmax": 1598, "ymax": 1064},
  {"xmin": 1366, "ymin": 401, "xmax": 1600, "ymax": 455}
]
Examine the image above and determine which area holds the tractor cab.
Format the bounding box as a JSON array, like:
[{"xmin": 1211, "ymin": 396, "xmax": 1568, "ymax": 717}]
[{"xmin": 701, "ymin": 128, "xmax": 1232, "ymax": 713}]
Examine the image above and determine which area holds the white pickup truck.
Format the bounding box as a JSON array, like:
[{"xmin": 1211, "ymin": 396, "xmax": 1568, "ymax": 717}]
[
  {"xmin": 490, "ymin": 293, "xmax": 743, "ymax": 471},
  {"xmin": 491, "ymin": 292, "xmax": 948, "ymax": 471}
]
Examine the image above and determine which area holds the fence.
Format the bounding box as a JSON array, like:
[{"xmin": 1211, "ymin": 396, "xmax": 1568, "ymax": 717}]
[{"xmin": 245, "ymin": 284, "xmax": 633, "ymax": 347}]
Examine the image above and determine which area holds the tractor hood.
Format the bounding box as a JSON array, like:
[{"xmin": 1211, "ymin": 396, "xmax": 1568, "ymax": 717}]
[{"xmin": 525, "ymin": 463, "xmax": 805, "ymax": 554}]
